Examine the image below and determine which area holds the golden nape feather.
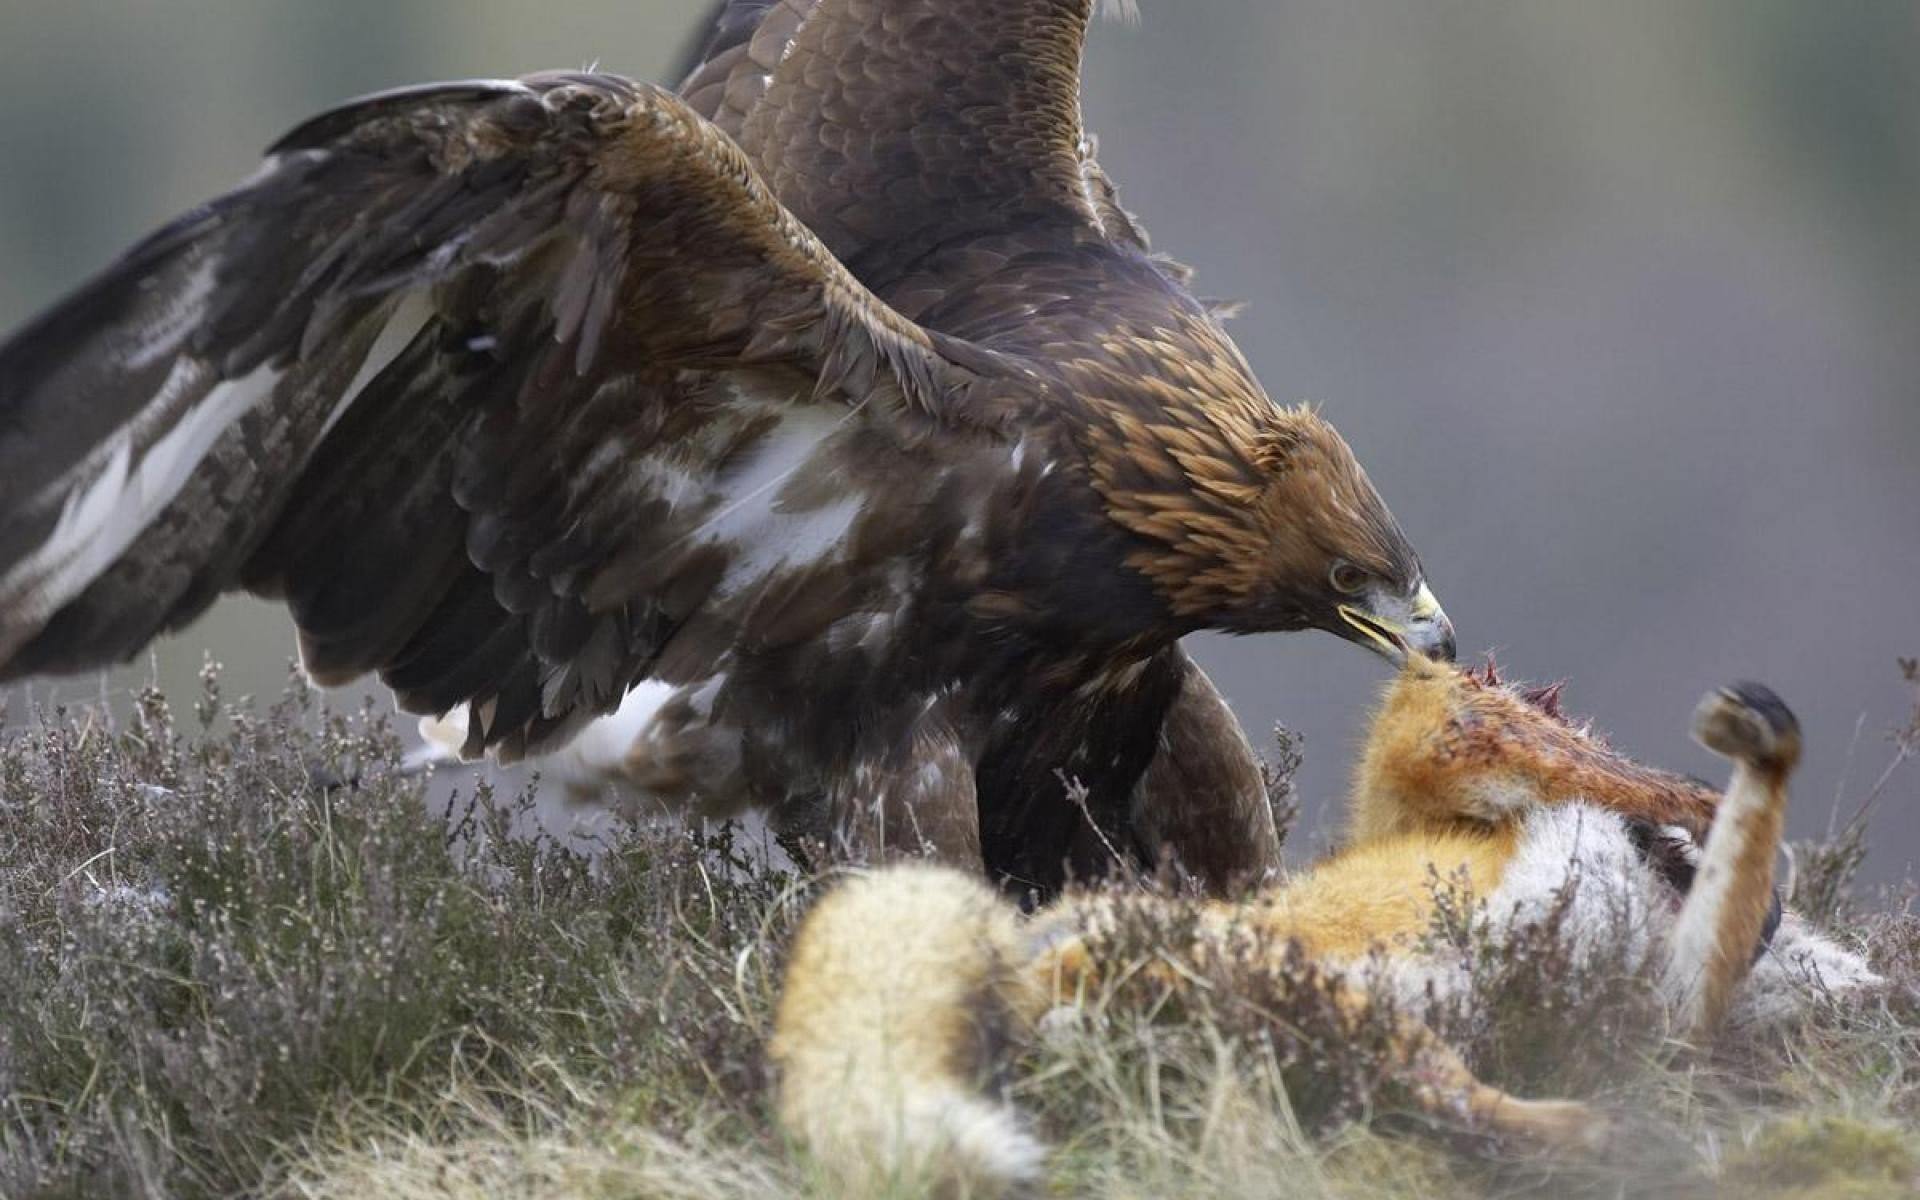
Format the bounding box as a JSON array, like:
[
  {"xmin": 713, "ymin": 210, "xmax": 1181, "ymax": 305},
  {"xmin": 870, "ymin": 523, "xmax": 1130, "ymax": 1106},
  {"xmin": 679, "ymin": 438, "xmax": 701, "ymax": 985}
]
[{"xmin": 770, "ymin": 659, "xmax": 1881, "ymax": 1195}]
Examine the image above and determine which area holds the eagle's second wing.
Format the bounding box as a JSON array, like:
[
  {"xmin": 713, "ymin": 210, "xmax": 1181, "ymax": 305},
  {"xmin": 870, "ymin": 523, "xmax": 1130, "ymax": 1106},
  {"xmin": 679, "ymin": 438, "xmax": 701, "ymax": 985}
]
[
  {"xmin": 676, "ymin": 0, "xmax": 1151, "ymax": 267},
  {"xmin": 0, "ymin": 73, "xmax": 1003, "ymax": 756}
]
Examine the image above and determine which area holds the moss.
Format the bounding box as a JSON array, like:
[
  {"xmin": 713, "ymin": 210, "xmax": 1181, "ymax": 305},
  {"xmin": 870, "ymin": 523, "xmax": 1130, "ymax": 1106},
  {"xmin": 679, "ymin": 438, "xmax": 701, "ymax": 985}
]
[
  {"xmin": 1723, "ymin": 1116, "xmax": 1918, "ymax": 1198},
  {"xmin": 1319, "ymin": 1132, "xmax": 1475, "ymax": 1200}
]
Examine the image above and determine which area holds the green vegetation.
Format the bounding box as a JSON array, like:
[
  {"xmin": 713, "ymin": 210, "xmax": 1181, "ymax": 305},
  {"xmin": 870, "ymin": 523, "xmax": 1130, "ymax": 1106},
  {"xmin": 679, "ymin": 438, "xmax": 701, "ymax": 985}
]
[{"xmin": 1, "ymin": 664, "xmax": 1915, "ymax": 1198}]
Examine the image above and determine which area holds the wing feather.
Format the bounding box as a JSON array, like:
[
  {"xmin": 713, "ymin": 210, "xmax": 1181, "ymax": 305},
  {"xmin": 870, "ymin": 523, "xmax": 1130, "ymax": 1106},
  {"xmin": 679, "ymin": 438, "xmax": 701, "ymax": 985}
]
[
  {"xmin": 0, "ymin": 72, "xmax": 1006, "ymax": 756},
  {"xmin": 675, "ymin": 0, "xmax": 1155, "ymax": 265}
]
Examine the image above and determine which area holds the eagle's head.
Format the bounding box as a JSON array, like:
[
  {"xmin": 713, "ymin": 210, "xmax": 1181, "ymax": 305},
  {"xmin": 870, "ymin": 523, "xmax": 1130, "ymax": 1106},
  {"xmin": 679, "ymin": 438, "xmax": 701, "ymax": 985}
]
[
  {"xmin": 1078, "ymin": 318, "xmax": 1453, "ymax": 663},
  {"xmin": 1226, "ymin": 407, "xmax": 1453, "ymax": 662}
]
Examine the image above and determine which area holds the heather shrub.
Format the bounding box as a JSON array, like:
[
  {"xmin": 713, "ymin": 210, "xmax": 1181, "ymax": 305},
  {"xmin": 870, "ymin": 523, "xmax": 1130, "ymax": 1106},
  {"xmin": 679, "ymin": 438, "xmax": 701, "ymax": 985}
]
[{"xmin": 0, "ymin": 668, "xmax": 805, "ymax": 1198}]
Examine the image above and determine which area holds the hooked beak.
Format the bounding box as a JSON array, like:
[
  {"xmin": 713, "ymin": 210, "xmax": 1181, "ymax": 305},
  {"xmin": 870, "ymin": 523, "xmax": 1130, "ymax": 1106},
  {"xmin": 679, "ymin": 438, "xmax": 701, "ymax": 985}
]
[{"xmin": 1337, "ymin": 581, "xmax": 1456, "ymax": 665}]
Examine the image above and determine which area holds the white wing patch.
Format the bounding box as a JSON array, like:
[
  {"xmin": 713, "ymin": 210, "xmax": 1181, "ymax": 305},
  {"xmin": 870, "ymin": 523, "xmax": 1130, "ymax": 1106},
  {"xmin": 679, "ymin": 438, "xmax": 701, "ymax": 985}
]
[
  {"xmin": 701, "ymin": 405, "xmax": 865, "ymax": 597},
  {"xmin": 120, "ymin": 258, "xmax": 218, "ymax": 371},
  {"xmin": 0, "ymin": 359, "xmax": 281, "ymax": 631},
  {"xmin": 324, "ymin": 291, "xmax": 435, "ymax": 441},
  {"xmin": 0, "ymin": 291, "xmax": 432, "ymax": 647}
]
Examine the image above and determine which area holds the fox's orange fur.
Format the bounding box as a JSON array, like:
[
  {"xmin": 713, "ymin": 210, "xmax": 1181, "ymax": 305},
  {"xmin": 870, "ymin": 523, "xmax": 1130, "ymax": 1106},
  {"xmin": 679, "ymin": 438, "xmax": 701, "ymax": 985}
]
[
  {"xmin": 771, "ymin": 658, "xmax": 1872, "ymax": 1195},
  {"xmin": 1351, "ymin": 656, "xmax": 1719, "ymax": 844}
]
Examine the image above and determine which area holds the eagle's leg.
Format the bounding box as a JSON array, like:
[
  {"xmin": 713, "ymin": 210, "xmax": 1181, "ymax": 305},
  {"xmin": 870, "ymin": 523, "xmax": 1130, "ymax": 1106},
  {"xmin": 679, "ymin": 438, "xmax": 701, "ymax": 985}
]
[
  {"xmin": 826, "ymin": 766, "xmax": 980, "ymax": 863},
  {"xmin": 1127, "ymin": 651, "xmax": 1283, "ymax": 892},
  {"xmin": 978, "ymin": 644, "xmax": 1277, "ymax": 899},
  {"xmin": 826, "ymin": 698, "xmax": 982, "ymax": 864}
]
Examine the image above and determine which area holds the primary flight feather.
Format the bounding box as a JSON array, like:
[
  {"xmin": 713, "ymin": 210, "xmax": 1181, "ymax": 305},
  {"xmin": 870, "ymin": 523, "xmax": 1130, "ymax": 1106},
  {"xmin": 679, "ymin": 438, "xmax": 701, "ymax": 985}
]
[{"xmin": 0, "ymin": 0, "xmax": 1453, "ymax": 894}]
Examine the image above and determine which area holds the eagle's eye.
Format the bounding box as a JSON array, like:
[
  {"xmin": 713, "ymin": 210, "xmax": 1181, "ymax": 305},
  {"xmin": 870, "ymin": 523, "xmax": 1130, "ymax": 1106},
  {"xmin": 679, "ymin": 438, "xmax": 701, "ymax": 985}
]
[{"xmin": 1329, "ymin": 560, "xmax": 1369, "ymax": 595}]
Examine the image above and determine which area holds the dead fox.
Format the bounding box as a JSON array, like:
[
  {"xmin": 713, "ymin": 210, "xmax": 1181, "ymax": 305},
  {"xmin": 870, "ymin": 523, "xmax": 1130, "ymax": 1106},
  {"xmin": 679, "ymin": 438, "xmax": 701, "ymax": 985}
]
[{"xmin": 769, "ymin": 657, "xmax": 1880, "ymax": 1194}]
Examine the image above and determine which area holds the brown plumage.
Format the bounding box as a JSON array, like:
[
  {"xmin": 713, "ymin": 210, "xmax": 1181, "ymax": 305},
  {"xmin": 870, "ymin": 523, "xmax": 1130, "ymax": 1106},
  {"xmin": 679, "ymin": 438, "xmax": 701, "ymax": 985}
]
[{"xmin": 0, "ymin": 1, "xmax": 1451, "ymax": 894}]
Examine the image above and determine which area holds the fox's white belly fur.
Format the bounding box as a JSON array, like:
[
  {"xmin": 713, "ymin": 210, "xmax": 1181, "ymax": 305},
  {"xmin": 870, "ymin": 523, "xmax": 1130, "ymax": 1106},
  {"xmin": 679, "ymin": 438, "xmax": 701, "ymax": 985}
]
[{"xmin": 1354, "ymin": 803, "xmax": 1879, "ymax": 1029}]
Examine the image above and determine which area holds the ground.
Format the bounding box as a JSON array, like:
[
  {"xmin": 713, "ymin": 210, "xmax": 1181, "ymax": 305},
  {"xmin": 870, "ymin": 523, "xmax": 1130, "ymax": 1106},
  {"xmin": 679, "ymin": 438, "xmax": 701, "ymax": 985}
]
[{"xmin": 1, "ymin": 662, "xmax": 1916, "ymax": 1199}]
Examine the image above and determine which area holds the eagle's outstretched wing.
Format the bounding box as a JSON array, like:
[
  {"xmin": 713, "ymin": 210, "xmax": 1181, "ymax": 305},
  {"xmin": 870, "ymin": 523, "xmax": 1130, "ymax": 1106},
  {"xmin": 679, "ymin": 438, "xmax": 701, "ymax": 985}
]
[
  {"xmin": 0, "ymin": 73, "xmax": 1003, "ymax": 756},
  {"xmin": 676, "ymin": 0, "xmax": 1152, "ymax": 267}
]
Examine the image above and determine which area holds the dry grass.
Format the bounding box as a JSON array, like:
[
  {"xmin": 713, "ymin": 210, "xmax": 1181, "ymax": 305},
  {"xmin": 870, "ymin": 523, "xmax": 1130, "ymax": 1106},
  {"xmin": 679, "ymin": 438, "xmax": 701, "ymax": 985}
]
[{"xmin": 2, "ymin": 662, "xmax": 1917, "ymax": 1198}]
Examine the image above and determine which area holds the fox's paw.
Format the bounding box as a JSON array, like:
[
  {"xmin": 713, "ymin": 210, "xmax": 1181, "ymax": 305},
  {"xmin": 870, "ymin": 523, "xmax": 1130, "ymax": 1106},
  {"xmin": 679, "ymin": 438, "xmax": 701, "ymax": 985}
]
[{"xmin": 1693, "ymin": 683, "xmax": 1801, "ymax": 772}]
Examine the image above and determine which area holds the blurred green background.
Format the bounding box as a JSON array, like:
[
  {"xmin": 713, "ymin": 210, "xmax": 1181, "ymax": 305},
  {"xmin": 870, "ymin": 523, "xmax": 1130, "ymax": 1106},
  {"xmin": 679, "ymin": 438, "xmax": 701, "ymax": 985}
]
[{"xmin": 2, "ymin": 2, "xmax": 1916, "ymax": 875}]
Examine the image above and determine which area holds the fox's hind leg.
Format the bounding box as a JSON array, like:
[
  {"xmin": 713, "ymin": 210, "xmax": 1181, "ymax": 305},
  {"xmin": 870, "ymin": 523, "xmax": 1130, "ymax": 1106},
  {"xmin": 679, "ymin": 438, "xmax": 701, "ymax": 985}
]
[
  {"xmin": 1664, "ymin": 683, "xmax": 1800, "ymax": 1037},
  {"xmin": 1304, "ymin": 982, "xmax": 1611, "ymax": 1152},
  {"xmin": 1024, "ymin": 903, "xmax": 1614, "ymax": 1154}
]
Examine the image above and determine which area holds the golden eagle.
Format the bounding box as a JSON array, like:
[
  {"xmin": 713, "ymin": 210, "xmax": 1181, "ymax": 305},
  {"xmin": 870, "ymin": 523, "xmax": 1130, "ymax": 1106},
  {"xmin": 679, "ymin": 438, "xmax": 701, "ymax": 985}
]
[{"xmin": 0, "ymin": 0, "xmax": 1452, "ymax": 895}]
